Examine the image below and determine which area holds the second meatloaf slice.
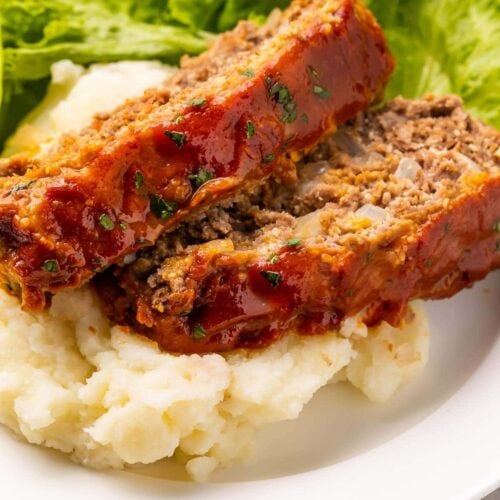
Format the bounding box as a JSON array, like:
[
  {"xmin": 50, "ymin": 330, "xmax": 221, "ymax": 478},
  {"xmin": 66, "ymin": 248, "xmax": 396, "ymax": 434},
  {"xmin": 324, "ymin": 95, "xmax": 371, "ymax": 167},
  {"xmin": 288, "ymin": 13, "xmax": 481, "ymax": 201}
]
[
  {"xmin": 95, "ymin": 96, "xmax": 500, "ymax": 353},
  {"xmin": 0, "ymin": 0, "xmax": 393, "ymax": 309}
]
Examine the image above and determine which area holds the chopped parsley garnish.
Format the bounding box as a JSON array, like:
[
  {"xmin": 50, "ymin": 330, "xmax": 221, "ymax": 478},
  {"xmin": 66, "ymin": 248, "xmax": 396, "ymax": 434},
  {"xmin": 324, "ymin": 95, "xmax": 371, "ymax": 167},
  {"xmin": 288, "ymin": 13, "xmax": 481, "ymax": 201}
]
[
  {"xmin": 281, "ymin": 101, "xmax": 297, "ymax": 123},
  {"xmin": 99, "ymin": 214, "xmax": 114, "ymax": 231},
  {"xmin": 134, "ymin": 171, "xmax": 144, "ymax": 189},
  {"xmin": 346, "ymin": 289, "xmax": 355, "ymax": 297},
  {"xmin": 189, "ymin": 168, "xmax": 214, "ymax": 188},
  {"xmin": 149, "ymin": 195, "xmax": 178, "ymax": 220},
  {"xmin": 119, "ymin": 221, "xmax": 128, "ymax": 230},
  {"xmin": 266, "ymin": 77, "xmax": 297, "ymax": 123},
  {"xmin": 313, "ymin": 85, "xmax": 331, "ymax": 99},
  {"xmin": 240, "ymin": 69, "xmax": 254, "ymax": 77},
  {"xmin": 192, "ymin": 323, "xmax": 206, "ymax": 340},
  {"xmin": 268, "ymin": 253, "xmax": 279, "ymax": 264},
  {"xmin": 10, "ymin": 180, "xmax": 35, "ymax": 193},
  {"xmin": 263, "ymin": 153, "xmax": 275, "ymax": 164},
  {"xmin": 165, "ymin": 130, "xmax": 187, "ymax": 148},
  {"xmin": 43, "ymin": 259, "xmax": 59, "ymax": 273},
  {"xmin": 277, "ymin": 86, "xmax": 292, "ymax": 104},
  {"xmin": 260, "ymin": 270, "xmax": 282, "ymax": 287},
  {"xmin": 492, "ymin": 220, "xmax": 500, "ymax": 232},
  {"xmin": 191, "ymin": 97, "xmax": 207, "ymax": 108},
  {"xmin": 286, "ymin": 238, "xmax": 301, "ymax": 247},
  {"xmin": 424, "ymin": 258, "xmax": 433, "ymax": 268},
  {"xmin": 246, "ymin": 121, "xmax": 255, "ymax": 138},
  {"xmin": 300, "ymin": 113, "xmax": 309, "ymax": 124}
]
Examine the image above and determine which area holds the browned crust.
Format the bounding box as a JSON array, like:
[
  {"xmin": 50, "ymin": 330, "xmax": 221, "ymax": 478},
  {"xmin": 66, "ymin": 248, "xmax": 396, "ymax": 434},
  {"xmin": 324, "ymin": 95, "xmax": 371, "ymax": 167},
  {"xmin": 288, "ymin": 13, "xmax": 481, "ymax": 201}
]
[{"xmin": 0, "ymin": 0, "xmax": 394, "ymax": 309}]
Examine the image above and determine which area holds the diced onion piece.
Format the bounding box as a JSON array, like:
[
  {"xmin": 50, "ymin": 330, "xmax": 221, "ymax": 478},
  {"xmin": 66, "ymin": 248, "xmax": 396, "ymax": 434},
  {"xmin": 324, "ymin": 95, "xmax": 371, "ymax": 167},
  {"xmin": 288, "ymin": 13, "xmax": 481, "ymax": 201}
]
[
  {"xmin": 123, "ymin": 253, "xmax": 137, "ymax": 265},
  {"xmin": 455, "ymin": 152, "xmax": 480, "ymax": 172},
  {"xmin": 355, "ymin": 204, "xmax": 388, "ymax": 223},
  {"xmin": 394, "ymin": 157, "xmax": 422, "ymax": 181},
  {"xmin": 332, "ymin": 130, "xmax": 366, "ymax": 157},
  {"xmin": 300, "ymin": 160, "xmax": 331, "ymax": 180},
  {"xmin": 294, "ymin": 210, "xmax": 324, "ymax": 238},
  {"xmin": 352, "ymin": 151, "xmax": 385, "ymax": 166}
]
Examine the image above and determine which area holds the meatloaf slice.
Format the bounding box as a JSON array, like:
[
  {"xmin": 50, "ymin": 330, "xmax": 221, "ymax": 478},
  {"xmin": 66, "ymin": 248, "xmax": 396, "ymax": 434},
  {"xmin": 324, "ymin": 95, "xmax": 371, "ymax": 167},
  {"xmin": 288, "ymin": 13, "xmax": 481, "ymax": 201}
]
[
  {"xmin": 0, "ymin": 0, "xmax": 393, "ymax": 310},
  {"xmin": 95, "ymin": 96, "xmax": 500, "ymax": 353}
]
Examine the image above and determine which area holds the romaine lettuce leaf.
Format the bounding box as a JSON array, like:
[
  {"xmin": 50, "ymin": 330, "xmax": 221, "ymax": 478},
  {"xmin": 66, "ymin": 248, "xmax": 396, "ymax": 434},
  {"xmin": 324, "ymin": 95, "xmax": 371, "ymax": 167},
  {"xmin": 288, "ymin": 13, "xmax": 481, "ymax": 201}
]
[
  {"xmin": 366, "ymin": 0, "xmax": 500, "ymax": 128},
  {"xmin": 0, "ymin": 0, "xmax": 210, "ymax": 146},
  {"xmin": 1, "ymin": 0, "xmax": 498, "ymax": 151},
  {"xmin": 216, "ymin": 0, "xmax": 290, "ymax": 32}
]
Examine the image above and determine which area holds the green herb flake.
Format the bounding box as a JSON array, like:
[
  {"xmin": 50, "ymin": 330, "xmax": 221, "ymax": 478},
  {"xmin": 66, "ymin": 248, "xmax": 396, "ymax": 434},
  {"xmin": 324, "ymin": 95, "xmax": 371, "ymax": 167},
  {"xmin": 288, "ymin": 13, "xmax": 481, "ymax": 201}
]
[
  {"xmin": 277, "ymin": 86, "xmax": 292, "ymax": 105},
  {"xmin": 99, "ymin": 214, "xmax": 114, "ymax": 231},
  {"xmin": 300, "ymin": 113, "xmax": 310, "ymax": 124},
  {"xmin": 281, "ymin": 101, "xmax": 297, "ymax": 123},
  {"xmin": 10, "ymin": 180, "xmax": 35, "ymax": 193},
  {"xmin": 149, "ymin": 195, "xmax": 178, "ymax": 220},
  {"xmin": 286, "ymin": 238, "xmax": 301, "ymax": 247},
  {"xmin": 260, "ymin": 270, "xmax": 282, "ymax": 287},
  {"xmin": 119, "ymin": 221, "xmax": 128, "ymax": 230},
  {"xmin": 174, "ymin": 115, "xmax": 185, "ymax": 124},
  {"xmin": 246, "ymin": 121, "xmax": 255, "ymax": 138},
  {"xmin": 365, "ymin": 252, "xmax": 374, "ymax": 264},
  {"xmin": 240, "ymin": 69, "xmax": 254, "ymax": 77},
  {"xmin": 165, "ymin": 130, "xmax": 187, "ymax": 148},
  {"xmin": 492, "ymin": 220, "xmax": 500, "ymax": 232},
  {"xmin": 268, "ymin": 253, "xmax": 279, "ymax": 264},
  {"xmin": 189, "ymin": 168, "xmax": 214, "ymax": 188},
  {"xmin": 42, "ymin": 259, "xmax": 59, "ymax": 273},
  {"xmin": 313, "ymin": 85, "xmax": 331, "ymax": 99},
  {"xmin": 134, "ymin": 171, "xmax": 144, "ymax": 189},
  {"xmin": 191, "ymin": 97, "xmax": 207, "ymax": 108},
  {"xmin": 424, "ymin": 258, "xmax": 433, "ymax": 268},
  {"xmin": 192, "ymin": 323, "xmax": 206, "ymax": 340},
  {"xmin": 263, "ymin": 153, "xmax": 275, "ymax": 164},
  {"xmin": 265, "ymin": 78, "xmax": 297, "ymax": 123},
  {"xmin": 269, "ymin": 81, "xmax": 281, "ymax": 97},
  {"xmin": 346, "ymin": 289, "xmax": 355, "ymax": 297}
]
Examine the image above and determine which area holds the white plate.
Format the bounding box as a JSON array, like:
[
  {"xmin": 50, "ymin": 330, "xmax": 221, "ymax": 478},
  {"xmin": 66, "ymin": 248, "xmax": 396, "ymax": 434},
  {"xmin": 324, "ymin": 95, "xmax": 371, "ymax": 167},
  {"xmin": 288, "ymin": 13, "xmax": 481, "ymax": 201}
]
[{"xmin": 0, "ymin": 272, "xmax": 499, "ymax": 499}]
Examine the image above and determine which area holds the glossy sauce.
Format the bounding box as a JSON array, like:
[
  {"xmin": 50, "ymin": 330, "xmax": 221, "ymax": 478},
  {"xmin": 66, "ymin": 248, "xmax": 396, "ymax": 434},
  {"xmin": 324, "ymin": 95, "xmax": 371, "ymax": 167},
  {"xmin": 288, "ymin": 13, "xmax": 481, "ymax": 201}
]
[
  {"xmin": 0, "ymin": 0, "xmax": 394, "ymax": 309},
  {"xmin": 97, "ymin": 179, "xmax": 500, "ymax": 353}
]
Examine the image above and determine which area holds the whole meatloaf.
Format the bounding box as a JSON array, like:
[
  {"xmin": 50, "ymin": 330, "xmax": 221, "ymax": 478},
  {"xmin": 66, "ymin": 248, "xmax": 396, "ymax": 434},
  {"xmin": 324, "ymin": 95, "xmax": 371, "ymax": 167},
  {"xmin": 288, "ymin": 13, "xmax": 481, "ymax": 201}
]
[
  {"xmin": 96, "ymin": 96, "xmax": 500, "ymax": 353},
  {"xmin": 0, "ymin": 0, "xmax": 394, "ymax": 309}
]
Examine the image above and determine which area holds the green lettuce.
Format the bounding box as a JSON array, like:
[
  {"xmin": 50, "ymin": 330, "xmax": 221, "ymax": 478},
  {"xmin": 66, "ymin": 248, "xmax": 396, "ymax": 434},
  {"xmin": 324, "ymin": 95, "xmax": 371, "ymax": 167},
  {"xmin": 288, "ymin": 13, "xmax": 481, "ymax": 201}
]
[
  {"xmin": 0, "ymin": 0, "xmax": 209, "ymax": 145},
  {"xmin": 1, "ymin": 0, "xmax": 498, "ymax": 150},
  {"xmin": 366, "ymin": 0, "xmax": 500, "ymax": 128}
]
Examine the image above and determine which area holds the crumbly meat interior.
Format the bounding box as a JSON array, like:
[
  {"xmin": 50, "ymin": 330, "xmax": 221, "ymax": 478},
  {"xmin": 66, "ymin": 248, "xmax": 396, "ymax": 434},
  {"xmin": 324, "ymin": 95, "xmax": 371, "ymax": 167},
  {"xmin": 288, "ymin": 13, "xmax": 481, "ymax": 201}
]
[
  {"xmin": 116, "ymin": 95, "xmax": 499, "ymax": 314},
  {"xmin": 0, "ymin": 0, "xmax": 394, "ymax": 311}
]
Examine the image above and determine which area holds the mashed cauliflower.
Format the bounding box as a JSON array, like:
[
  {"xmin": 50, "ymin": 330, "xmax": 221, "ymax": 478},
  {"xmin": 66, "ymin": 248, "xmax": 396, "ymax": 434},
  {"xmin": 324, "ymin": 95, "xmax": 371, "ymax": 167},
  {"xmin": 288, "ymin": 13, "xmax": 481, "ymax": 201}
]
[{"xmin": 0, "ymin": 61, "xmax": 429, "ymax": 482}]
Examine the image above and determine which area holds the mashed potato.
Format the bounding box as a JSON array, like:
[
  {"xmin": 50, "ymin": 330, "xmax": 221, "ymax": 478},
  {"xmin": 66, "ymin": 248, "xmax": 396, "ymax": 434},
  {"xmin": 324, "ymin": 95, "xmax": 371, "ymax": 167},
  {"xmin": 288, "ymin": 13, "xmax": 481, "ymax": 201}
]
[
  {"xmin": 0, "ymin": 287, "xmax": 428, "ymax": 481},
  {"xmin": 0, "ymin": 61, "xmax": 429, "ymax": 481}
]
